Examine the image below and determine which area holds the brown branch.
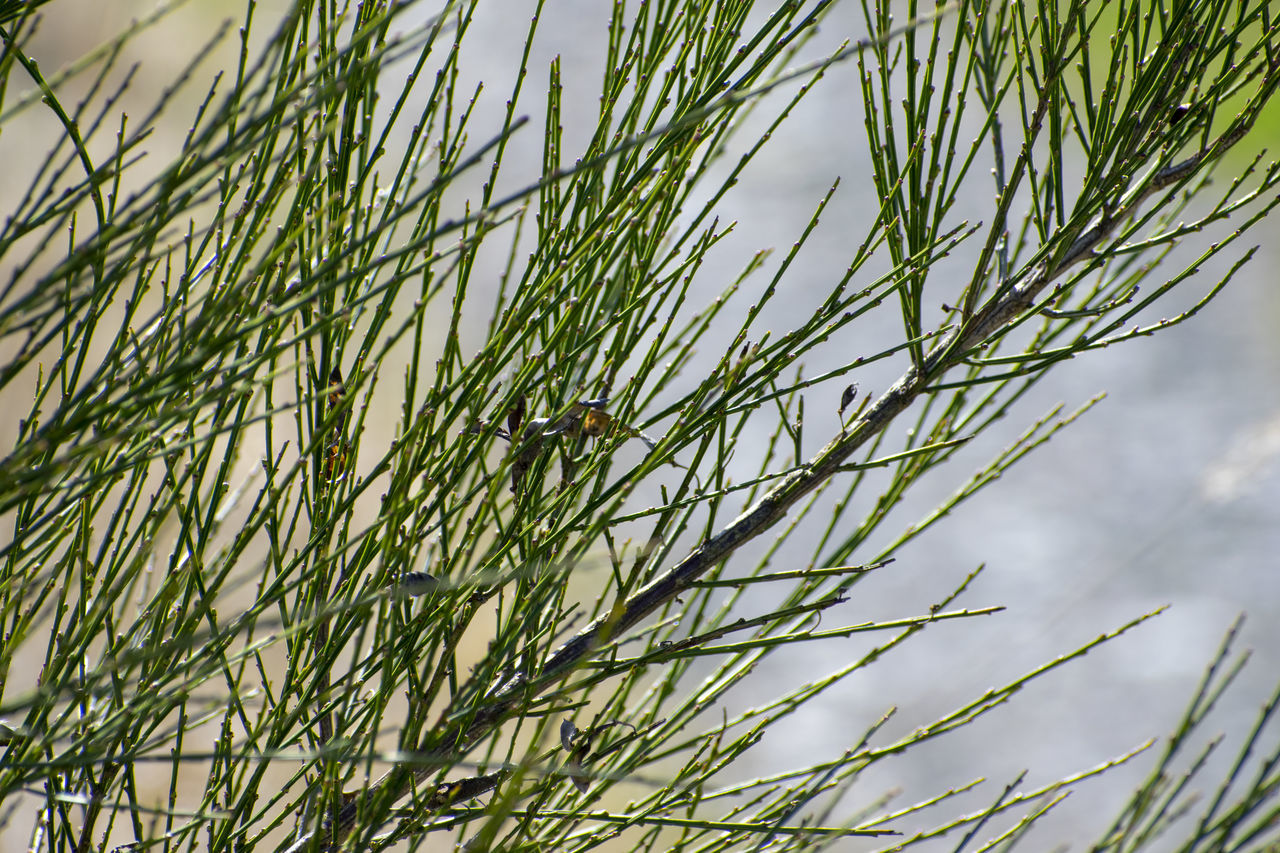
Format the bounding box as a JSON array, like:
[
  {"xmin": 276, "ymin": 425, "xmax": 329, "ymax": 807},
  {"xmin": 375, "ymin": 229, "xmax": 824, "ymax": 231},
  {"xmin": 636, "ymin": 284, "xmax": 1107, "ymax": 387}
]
[
  {"xmin": 516, "ymin": 126, "xmax": 1254, "ymax": 710},
  {"xmin": 298, "ymin": 117, "xmax": 1259, "ymax": 853}
]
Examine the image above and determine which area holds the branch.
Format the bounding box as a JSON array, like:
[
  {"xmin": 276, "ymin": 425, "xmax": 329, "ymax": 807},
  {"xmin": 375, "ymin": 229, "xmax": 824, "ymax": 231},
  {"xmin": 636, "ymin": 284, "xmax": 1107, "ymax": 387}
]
[
  {"xmin": 523, "ymin": 120, "xmax": 1256, "ymax": 711},
  {"xmin": 301, "ymin": 94, "xmax": 1262, "ymax": 853}
]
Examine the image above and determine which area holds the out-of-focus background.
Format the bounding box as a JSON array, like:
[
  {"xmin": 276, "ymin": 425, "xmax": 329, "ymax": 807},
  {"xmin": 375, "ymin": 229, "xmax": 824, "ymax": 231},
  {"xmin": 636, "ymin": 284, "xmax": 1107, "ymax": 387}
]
[{"xmin": 4, "ymin": 1, "xmax": 1278, "ymax": 848}]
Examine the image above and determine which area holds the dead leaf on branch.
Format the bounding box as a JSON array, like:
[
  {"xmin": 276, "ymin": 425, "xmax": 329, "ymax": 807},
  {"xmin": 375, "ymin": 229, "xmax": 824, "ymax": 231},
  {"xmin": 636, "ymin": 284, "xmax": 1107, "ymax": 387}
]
[{"xmin": 476, "ymin": 397, "xmax": 661, "ymax": 493}]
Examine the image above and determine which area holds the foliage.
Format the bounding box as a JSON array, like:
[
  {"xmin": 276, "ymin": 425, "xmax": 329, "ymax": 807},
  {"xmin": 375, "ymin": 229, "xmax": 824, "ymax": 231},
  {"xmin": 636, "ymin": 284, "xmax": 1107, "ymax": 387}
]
[{"xmin": 1, "ymin": 0, "xmax": 1278, "ymax": 850}]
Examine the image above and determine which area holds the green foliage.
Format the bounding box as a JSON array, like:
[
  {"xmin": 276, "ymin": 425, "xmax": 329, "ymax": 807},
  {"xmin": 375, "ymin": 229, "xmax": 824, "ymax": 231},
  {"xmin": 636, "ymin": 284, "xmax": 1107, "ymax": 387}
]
[{"xmin": 0, "ymin": 0, "xmax": 1278, "ymax": 850}]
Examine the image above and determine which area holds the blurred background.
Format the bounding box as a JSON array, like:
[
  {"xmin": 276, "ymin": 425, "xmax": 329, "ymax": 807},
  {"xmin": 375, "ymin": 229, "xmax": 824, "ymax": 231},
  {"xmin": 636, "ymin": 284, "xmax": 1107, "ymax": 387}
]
[{"xmin": 4, "ymin": 0, "xmax": 1278, "ymax": 848}]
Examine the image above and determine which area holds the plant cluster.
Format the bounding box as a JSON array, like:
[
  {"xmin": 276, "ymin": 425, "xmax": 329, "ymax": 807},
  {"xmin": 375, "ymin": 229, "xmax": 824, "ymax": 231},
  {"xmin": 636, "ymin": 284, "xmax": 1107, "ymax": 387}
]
[{"xmin": 1, "ymin": 0, "xmax": 1278, "ymax": 850}]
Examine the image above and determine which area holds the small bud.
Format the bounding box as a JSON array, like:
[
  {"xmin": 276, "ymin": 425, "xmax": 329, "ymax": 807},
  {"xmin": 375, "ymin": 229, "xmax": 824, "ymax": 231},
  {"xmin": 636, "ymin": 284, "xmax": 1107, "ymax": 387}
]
[
  {"xmin": 560, "ymin": 719, "xmax": 578, "ymax": 751},
  {"xmin": 398, "ymin": 571, "xmax": 438, "ymax": 595},
  {"xmin": 839, "ymin": 383, "xmax": 859, "ymax": 415}
]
